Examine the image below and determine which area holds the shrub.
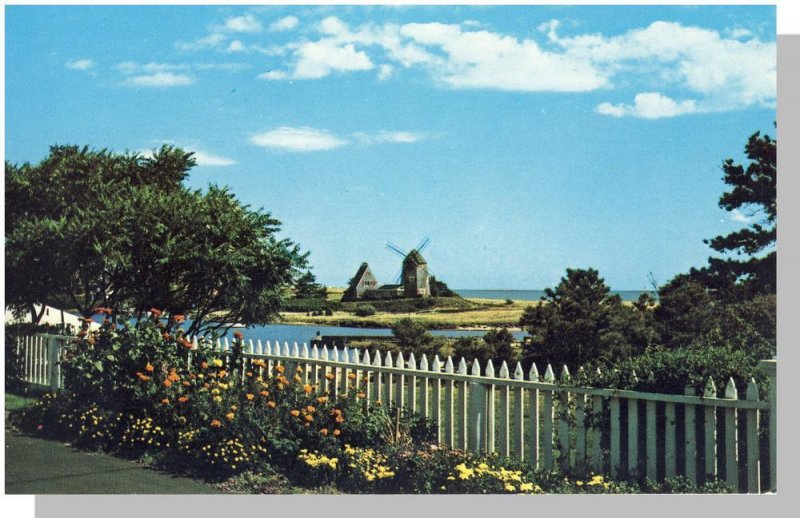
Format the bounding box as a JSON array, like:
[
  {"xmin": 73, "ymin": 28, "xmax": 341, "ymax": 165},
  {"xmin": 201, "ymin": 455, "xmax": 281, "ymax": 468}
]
[{"xmin": 354, "ymin": 304, "xmax": 377, "ymax": 317}]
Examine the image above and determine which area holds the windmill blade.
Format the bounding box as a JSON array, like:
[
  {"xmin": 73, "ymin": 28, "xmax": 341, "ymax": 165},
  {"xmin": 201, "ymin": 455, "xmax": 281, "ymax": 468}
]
[
  {"xmin": 393, "ymin": 268, "xmax": 403, "ymax": 284},
  {"xmin": 416, "ymin": 237, "xmax": 431, "ymax": 253},
  {"xmin": 386, "ymin": 242, "xmax": 408, "ymax": 258}
]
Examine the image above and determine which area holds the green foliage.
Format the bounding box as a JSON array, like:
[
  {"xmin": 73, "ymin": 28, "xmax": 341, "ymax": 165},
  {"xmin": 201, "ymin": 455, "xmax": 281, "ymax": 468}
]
[
  {"xmin": 520, "ymin": 268, "xmax": 653, "ymax": 370},
  {"xmin": 5, "ymin": 145, "xmax": 307, "ymax": 332},
  {"xmin": 429, "ymin": 276, "xmax": 456, "ymax": 297},
  {"xmin": 293, "ymin": 270, "xmax": 327, "ymax": 299},
  {"xmin": 280, "ymin": 298, "xmax": 339, "ymax": 313},
  {"xmin": 354, "ymin": 304, "xmax": 377, "ymax": 317},
  {"xmin": 391, "ymin": 318, "xmax": 436, "ymax": 356},
  {"xmin": 687, "ymin": 129, "xmax": 776, "ymax": 296}
]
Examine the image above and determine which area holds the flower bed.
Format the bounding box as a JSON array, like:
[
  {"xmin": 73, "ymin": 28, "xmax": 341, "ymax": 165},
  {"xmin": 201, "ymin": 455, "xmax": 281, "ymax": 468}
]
[{"xmin": 10, "ymin": 313, "xmax": 733, "ymax": 494}]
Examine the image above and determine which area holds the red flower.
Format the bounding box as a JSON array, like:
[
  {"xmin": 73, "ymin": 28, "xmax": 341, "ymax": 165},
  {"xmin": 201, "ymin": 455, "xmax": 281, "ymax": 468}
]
[
  {"xmin": 233, "ymin": 331, "xmax": 244, "ymax": 340},
  {"xmin": 172, "ymin": 314, "xmax": 185, "ymax": 323},
  {"xmin": 150, "ymin": 308, "xmax": 162, "ymax": 317}
]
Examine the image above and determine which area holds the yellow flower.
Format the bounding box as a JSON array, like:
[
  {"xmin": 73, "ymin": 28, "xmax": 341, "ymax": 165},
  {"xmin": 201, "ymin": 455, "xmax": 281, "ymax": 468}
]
[
  {"xmin": 290, "ymin": 409, "xmax": 300, "ymax": 417},
  {"xmin": 576, "ymin": 480, "xmax": 584, "ymax": 486},
  {"xmin": 504, "ymin": 484, "xmax": 516, "ymax": 492},
  {"xmin": 246, "ymin": 393, "xmax": 255, "ymax": 401},
  {"xmin": 520, "ymin": 482, "xmax": 534, "ymax": 492},
  {"xmin": 212, "ymin": 359, "xmax": 223, "ymax": 367},
  {"xmin": 303, "ymin": 384, "xmax": 313, "ymax": 394},
  {"xmin": 225, "ymin": 412, "xmax": 235, "ymax": 421}
]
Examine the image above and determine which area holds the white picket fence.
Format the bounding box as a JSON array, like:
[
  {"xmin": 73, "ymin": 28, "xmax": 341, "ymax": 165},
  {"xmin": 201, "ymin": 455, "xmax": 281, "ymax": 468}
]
[{"xmin": 14, "ymin": 333, "xmax": 777, "ymax": 493}]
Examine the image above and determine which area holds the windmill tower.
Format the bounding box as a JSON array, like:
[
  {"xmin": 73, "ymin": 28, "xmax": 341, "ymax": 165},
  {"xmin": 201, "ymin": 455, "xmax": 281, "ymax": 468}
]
[{"xmin": 387, "ymin": 238, "xmax": 432, "ymax": 298}]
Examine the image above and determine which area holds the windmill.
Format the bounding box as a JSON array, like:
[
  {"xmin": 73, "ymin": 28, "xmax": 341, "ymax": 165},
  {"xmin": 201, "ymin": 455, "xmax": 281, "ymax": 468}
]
[{"xmin": 386, "ymin": 237, "xmax": 432, "ymax": 298}]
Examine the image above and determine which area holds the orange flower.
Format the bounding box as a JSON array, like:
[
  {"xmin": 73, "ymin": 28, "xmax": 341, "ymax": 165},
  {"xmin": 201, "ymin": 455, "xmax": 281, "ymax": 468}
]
[
  {"xmin": 163, "ymin": 379, "xmax": 172, "ymax": 388},
  {"xmin": 325, "ymin": 373, "xmax": 335, "ymax": 380},
  {"xmin": 145, "ymin": 362, "xmax": 155, "ymax": 373},
  {"xmin": 225, "ymin": 412, "xmax": 235, "ymax": 421},
  {"xmin": 210, "ymin": 419, "xmax": 221, "ymax": 428},
  {"xmin": 135, "ymin": 372, "xmax": 151, "ymax": 382},
  {"xmin": 357, "ymin": 392, "xmax": 366, "ymax": 399},
  {"xmin": 200, "ymin": 361, "xmax": 208, "ymax": 369},
  {"xmin": 306, "ymin": 405, "xmax": 316, "ymax": 413},
  {"xmin": 182, "ymin": 381, "xmax": 191, "ymax": 387},
  {"xmin": 267, "ymin": 401, "xmax": 276, "ymax": 408},
  {"xmin": 304, "ymin": 414, "xmax": 314, "ymax": 423},
  {"xmin": 150, "ymin": 308, "xmax": 162, "ymax": 317},
  {"xmin": 336, "ymin": 415, "xmax": 345, "ymax": 424},
  {"xmin": 178, "ymin": 396, "xmax": 189, "ymax": 403},
  {"xmin": 180, "ymin": 338, "xmax": 192, "ymax": 349},
  {"xmin": 316, "ymin": 396, "xmax": 328, "ymax": 404},
  {"xmin": 161, "ymin": 398, "xmax": 170, "ymax": 405},
  {"xmin": 162, "ymin": 332, "xmax": 171, "ymax": 340},
  {"xmin": 320, "ymin": 428, "xmax": 329, "ymax": 436},
  {"xmin": 219, "ymin": 370, "xmax": 227, "ymax": 378},
  {"xmin": 290, "ymin": 409, "xmax": 300, "ymax": 417},
  {"xmin": 293, "ymin": 375, "xmax": 302, "ymax": 383},
  {"xmin": 296, "ymin": 365, "xmax": 304, "ymax": 373},
  {"xmin": 303, "ymin": 384, "xmax": 313, "ymax": 394},
  {"xmin": 167, "ymin": 371, "xmax": 181, "ymax": 382},
  {"xmin": 347, "ymin": 372, "xmax": 356, "ymax": 380},
  {"xmin": 245, "ymin": 393, "xmax": 255, "ymax": 401},
  {"xmin": 234, "ymin": 331, "xmax": 243, "ymax": 340},
  {"xmin": 275, "ymin": 365, "xmax": 285, "ymax": 374},
  {"xmin": 246, "ymin": 371, "xmax": 253, "ymax": 377},
  {"xmin": 173, "ymin": 314, "xmax": 185, "ymax": 323},
  {"xmin": 333, "ymin": 429, "xmax": 341, "ymax": 437},
  {"xmin": 259, "ymin": 390, "xmax": 269, "ymax": 397}
]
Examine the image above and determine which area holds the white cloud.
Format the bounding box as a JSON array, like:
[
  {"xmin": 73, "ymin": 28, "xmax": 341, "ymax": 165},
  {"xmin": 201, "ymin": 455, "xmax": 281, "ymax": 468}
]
[
  {"xmin": 250, "ymin": 127, "xmax": 348, "ymax": 152},
  {"xmin": 65, "ymin": 58, "xmax": 94, "ymax": 71},
  {"xmin": 258, "ymin": 70, "xmax": 288, "ymax": 80},
  {"xmin": 730, "ymin": 208, "xmax": 753, "ymax": 223},
  {"xmin": 596, "ymin": 92, "xmax": 698, "ymax": 119},
  {"xmin": 192, "ymin": 150, "xmax": 237, "ymax": 166},
  {"xmin": 226, "ymin": 40, "xmax": 245, "ymax": 53},
  {"xmin": 374, "ymin": 131, "xmax": 426, "ymax": 143},
  {"xmin": 255, "ymin": 17, "xmax": 773, "ymax": 118},
  {"xmin": 270, "ymin": 16, "xmax": 299, "ymax": 32},
  {"xmin": 123, "ymin": 72, "xmax": 194, "ymax": 87},
  {"xmin": 175, "ymin": 33, "xmax": 227, "ymax": 52},
  {"xmin": 224, "ymin": 14, "xmax": 262, "ymax": 34},
  {"xmin": 377, "ymin": 64, "xmax": 394, "ymax": 80}
]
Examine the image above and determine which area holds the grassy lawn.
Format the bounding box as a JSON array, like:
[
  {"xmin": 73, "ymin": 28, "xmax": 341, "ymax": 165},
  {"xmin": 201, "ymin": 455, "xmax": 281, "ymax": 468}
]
[
  {"xmin": 5, "ymin": 393, "xmax": 39, "ymax": 412},
  {"xmin": 280, "ymin": 297, "xmax": 540, "ymax": 329}
]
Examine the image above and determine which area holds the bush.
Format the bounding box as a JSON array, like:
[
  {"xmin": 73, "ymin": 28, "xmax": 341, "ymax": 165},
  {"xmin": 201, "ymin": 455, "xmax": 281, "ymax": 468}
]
[{"xmin": 354, "ymin": 304, "xmax": 377, "ymax": 317}]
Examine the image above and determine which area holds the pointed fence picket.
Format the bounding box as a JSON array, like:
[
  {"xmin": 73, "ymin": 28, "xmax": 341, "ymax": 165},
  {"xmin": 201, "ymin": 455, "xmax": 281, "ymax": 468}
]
[{"xmin": 16, "ymin": 333, "xmax": 776, "ymax": 493}]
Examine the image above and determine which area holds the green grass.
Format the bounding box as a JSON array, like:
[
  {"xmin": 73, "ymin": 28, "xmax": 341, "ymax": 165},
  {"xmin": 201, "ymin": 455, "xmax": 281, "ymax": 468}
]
[{"xmin": 5, "ymin": 392, "xmax": 39, "ymax": 412}]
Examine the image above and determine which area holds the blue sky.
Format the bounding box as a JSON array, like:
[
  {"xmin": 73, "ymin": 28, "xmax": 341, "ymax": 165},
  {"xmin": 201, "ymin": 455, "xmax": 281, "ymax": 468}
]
[{"xmin": 4, "ymin": 5, "xmax": 776, "ymax": 290}]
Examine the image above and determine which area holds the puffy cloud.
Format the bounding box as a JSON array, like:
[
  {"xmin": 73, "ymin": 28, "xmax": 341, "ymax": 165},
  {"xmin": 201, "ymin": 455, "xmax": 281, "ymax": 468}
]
[
  {"xmin": 270, "ymin": 39, "xmax": 374, "ymax": 80},
  {"xmin": 192, "ymin": 150, "xmax": 237, "ymax": 166},
  {"xmin": 65, "ymin": 58, "xmax": 94, "ymax": 70},
  {"xmin": 224, "ymin": 14, "xmax": 262, "ymax": 34},
  {"xmin": 175, "ymin": 33, "xmax": 227, "ymax": 52},
  {"xmin": 250, "ymin": 127, "xmax": 348, "ymax": 152},
  {"xmin": 270, "ymin": 16, "xmax": 299, "ymax": 32},
  {"xmin": 596, "ymin": 92, "xmax": 698, "ymax": 119}
]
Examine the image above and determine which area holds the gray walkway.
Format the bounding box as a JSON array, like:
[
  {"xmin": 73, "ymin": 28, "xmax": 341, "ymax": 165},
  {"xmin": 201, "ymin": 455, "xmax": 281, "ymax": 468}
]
[{"xmin": 5, "ymin": 429, "xmax": 221, "ymax": 494}]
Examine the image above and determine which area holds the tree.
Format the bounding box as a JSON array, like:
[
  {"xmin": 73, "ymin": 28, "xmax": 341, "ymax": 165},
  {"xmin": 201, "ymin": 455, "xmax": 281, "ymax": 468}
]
[
  {"xmin": 391, "ymin": 318, "xmax": 440, "ymax": 358},
  {"xmin": 695, "ymin": 129, "xmax": 776, "ymax": 296},
  {"xmin": 482, "ymin": 328, "xmax": 517, "ymax": 366},
  {"xmin": 293, "ymin": 270, "xmax": 327, "ymax": 299},
  {"xmin": 429, "ymin": 276, "xmax": 456, "ymax": 297},
  {"xmin": 520, "ymin": 268, "xmax": 653, "ymax": 370},
  {"xmin": 5, "ymin": 145, "xmax": 307, "ymax": 333}
]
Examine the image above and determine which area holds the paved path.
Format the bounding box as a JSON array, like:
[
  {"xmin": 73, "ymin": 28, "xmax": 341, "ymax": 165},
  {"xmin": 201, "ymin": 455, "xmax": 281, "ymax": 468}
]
[{"xmin": 5, "ymin": 428, "xmax": 221, "ymax": 494}]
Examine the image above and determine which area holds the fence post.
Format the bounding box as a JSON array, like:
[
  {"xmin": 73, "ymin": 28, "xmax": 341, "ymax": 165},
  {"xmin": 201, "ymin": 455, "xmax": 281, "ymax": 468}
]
[
  {"xmin": 47, "ymin": 336, "xmax": 61, "ymax": 391},
  {"xmin": 723, "ymin": 377, "xmax": 739, "ymax": 491},
  {"xmin": 703, "ymin": 377, "xmax": 718, "ymax": 482},
  {"xmin": 760, "ymin": 359, "xmax": 777, "ymax": 492},
  {"xmin": 467, "ymin": 359, "xmax": 486, "ymax": 452},
  {"xmin": 745, "ymin": 378, "xmax": 761, "ymax": 493}
]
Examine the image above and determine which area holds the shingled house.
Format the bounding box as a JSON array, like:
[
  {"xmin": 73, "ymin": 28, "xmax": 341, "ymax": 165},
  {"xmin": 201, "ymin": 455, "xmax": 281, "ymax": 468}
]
[{"xmin": 342, "ymin": 249, "xmax": 431, "ymax": 301}]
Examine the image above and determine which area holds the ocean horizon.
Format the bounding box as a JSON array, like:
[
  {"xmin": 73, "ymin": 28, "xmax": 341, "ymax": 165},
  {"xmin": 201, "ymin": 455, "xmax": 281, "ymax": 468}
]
[{"xmin": 454, "ymin": 289, "xmax": 655, "ymax": 302}]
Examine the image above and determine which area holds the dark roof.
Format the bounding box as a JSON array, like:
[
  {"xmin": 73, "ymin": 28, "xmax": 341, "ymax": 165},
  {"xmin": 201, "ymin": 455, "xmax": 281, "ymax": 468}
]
[
  {"xmin": 403, "ymin": 249, "xmax": 427, "ymax": 265},
  {"xmin": 347, "ymin": 262, "xmax": 372, "ymax": 291}
]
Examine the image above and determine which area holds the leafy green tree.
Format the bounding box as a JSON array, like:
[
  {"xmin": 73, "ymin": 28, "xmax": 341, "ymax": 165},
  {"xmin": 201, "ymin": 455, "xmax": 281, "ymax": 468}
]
[
  {"xmin": 693, "ymin": 129, "xmax": 776, "ymax": 296},
  {"xmin": 482, "ymin": 328, "xmax": 517, "ymax": 366},
  {"xmin": 391, "ymin": 318, "xmax": 441, "ymax": 358},
  {"xmin": 429, "ymin": 276, "xmax": 456, "ymax": 297},
  {"xmin": 520, "ymin": 268, "xmax": 653, "ymax": 370},
  {"xmin": 5, "ymin": 145, "xmax": 307, "ymax": 334}
]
